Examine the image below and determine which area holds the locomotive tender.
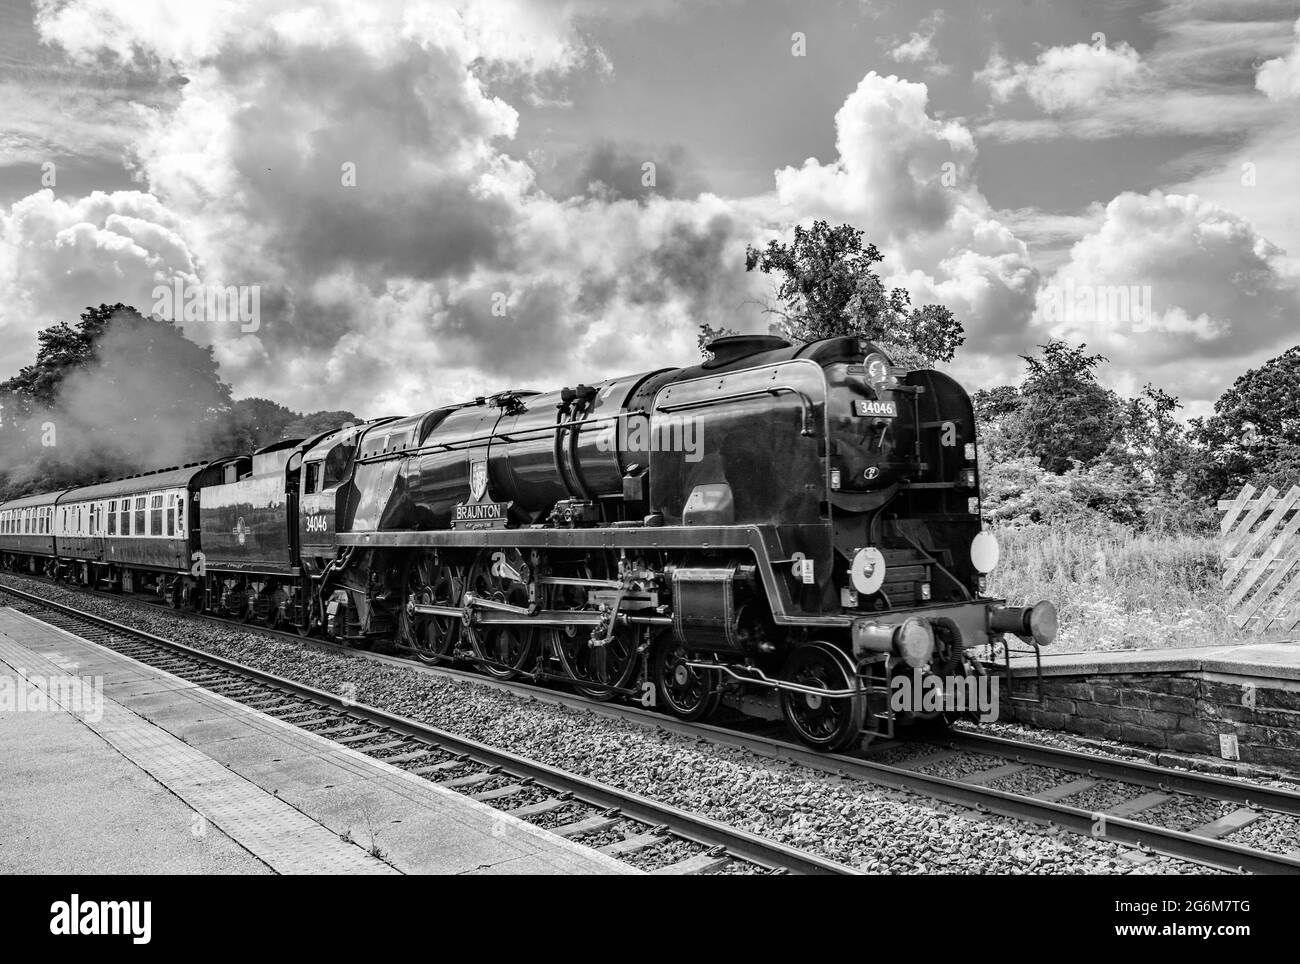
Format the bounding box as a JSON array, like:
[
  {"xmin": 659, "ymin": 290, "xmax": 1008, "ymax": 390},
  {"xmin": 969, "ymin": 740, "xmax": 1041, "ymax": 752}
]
[{"xmin": 0, "ymin": 334, "xmax": 1056, "ymax": 750}]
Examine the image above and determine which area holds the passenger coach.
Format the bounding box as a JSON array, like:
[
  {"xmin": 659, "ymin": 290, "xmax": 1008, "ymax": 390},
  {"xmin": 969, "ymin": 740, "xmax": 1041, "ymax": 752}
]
[
  {"xmin": 0, "ymin": 490, "xmax": 63, "ymax": 574},
  {"xmin": 53, "ymin": 465, "xmax": 203, "ymax": 594}
]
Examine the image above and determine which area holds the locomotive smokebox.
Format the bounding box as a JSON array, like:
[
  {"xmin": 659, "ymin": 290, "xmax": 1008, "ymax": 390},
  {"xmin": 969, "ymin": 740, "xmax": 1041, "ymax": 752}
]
[{"xmin": 851, "ymin": 616, "xmax": 935, "ymax": 668}]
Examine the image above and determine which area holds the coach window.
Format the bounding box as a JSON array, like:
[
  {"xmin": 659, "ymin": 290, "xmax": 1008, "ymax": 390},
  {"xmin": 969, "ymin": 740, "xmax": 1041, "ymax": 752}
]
[
  {"xmin": 150, "ymin": 495, "xmax": 164, "ymax": 536},
  {"xmin": 166, "ymin": 495, "xmax": 176, "ymax": 537},
  {"xmin": 107, "ymin": 500, "xmax": 117, "ymax": 535},
  {"xmin": 134, "ymin": 497, "xmax": 146, "ymax": 535}
]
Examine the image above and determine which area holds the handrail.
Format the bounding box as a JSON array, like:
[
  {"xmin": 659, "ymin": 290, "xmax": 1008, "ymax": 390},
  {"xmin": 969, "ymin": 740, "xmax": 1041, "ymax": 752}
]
[
  {"xmin": 354, "ymin": 408, "xmax": 648, "ymax": 464},
  {"xmin": 656, "ymin": 386, "xmax": 817, "ymax": 437}
]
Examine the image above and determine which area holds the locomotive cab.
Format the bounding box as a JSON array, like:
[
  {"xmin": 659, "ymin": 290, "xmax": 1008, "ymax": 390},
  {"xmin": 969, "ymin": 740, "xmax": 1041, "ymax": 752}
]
[{"xmin": 298, "ymin": 426, "xmax": 361, "ymax": 572}]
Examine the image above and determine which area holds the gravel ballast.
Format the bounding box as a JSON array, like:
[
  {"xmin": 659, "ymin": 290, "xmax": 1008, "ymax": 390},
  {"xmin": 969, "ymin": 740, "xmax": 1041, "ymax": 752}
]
[{"xmin": 0, "ymin": 574, "xmax": 1261, "ymax": 874}]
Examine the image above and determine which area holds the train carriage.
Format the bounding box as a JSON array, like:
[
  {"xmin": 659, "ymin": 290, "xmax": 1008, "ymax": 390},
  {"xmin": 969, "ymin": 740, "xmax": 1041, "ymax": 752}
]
[
  {"xmin": 55, "ymin": 465, "xmax": 204, "ymax": 594},
  {"xmin": 0, "ymin": 490, "xmax": 64, "ymax": 574}
]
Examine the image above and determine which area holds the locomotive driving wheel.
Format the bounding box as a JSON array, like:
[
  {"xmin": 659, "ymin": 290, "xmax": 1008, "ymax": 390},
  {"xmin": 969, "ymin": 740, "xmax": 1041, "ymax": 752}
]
[
  {"xmin": 780, "ymin": 641, "xmax": 867, "ymax": 752},
  {"xmin": 548, "ymin": 552, "xmax": 641, "ymax": 701},
  {"xmin": 398, "ymin": 552, "xmax": 462, "ymax": 665},
  {"xmin": 650, "ymin": 632, "xmax": 720, "ymax": 721},
  {"xmin": 464, "ymin": 548, "xmax": 536, "ymax": 679}
]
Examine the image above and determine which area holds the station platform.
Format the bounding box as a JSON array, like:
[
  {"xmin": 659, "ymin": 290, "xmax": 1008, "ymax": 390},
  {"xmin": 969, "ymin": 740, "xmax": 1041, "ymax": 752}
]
[
  {"xmin": 1005, "ymin": 640, "xmax": 1300, "ymax": 774},
  {"xmin": 1012, "ymin": 640, "xmax": 1300, "ymax": 681},
  {"xmin": 0, "ymin": 608, "xmax": 635, "ymax": 875}
]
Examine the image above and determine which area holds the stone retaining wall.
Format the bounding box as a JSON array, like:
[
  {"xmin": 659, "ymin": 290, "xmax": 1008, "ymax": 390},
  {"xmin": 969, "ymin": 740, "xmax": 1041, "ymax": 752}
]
[{"xmin": 1002, "ymin": 670, "xmax": 1300, "ymax": 771}]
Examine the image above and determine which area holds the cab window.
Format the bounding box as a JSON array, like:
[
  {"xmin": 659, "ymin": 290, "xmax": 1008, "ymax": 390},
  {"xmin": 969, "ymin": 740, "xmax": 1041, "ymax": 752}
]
[
  {"xmin": 323, "ymin": 442, "xmax": 355, "ymax": 488},
  {"xmin": 304, "ymin": 462, "xmax": 320, "ymax": 494}
]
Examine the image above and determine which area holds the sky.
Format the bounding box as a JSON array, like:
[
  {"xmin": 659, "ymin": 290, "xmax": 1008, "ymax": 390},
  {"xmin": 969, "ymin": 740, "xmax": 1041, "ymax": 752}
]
[{"xmin": 1, "ymin": 0, "xmax": 1298, "ymax": 421}]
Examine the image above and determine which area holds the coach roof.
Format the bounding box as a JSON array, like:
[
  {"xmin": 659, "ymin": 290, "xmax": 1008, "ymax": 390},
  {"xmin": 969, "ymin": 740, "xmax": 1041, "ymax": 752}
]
[
  {"xmin": 0, "ymin": 489, "xmax": 68, "ymax": 510},
  {"xmin": 59, "ymin": 463, "xmax": 209, "ymax": 503}
]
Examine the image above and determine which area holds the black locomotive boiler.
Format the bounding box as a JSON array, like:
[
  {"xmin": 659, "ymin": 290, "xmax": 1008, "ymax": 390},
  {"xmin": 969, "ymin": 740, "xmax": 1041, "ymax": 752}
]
[{"xmin": 0, "ymin": 334, "xmax": 1056, "ymax": 751}]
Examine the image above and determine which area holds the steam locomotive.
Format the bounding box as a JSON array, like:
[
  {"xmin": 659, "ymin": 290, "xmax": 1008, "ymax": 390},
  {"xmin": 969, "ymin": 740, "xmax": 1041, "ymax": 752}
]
[{"xmin": 0, "ymin": 334, "xmax": 1056, "ymax": 750}]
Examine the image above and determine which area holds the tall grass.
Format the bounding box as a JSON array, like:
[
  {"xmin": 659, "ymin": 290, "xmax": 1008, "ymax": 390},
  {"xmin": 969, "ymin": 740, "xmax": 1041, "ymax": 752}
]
[{"xmin": 985, "ymin": 523, "xmax": 1243, "ymax": 652}]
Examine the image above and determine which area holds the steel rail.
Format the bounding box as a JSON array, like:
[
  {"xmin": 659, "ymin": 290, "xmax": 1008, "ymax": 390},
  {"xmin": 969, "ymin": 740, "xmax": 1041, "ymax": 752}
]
[
  {"xmin": 6, "ymin": 574, "xmax": 1300, "ymax": 873},
  {"xmin": 944, "ymin": 730, "xmax": 1300, "ymax": 818},
  {"xmin": 0, "ymin": 582, "xmax": 859, "ymax": 877}
]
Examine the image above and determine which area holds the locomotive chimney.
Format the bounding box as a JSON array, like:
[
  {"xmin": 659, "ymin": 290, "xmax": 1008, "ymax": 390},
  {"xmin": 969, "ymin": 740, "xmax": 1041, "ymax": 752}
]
[{"xmin": 704, "ymin": 334, "xmax": 790, "ymax": 366}]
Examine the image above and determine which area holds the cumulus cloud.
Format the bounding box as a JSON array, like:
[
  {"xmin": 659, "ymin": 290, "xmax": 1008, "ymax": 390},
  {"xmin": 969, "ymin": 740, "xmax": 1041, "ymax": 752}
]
[
  {"xmin": 4, "ymin": 0, "xmax": 1294, "ymax": 426},
  {"xmin": 771, "ymin": 73, "xmax": 1039, "ymax": 358},
  {"xmin": 4, "ymin": 0, "xmax": 1047, "ymax": 418},
  {"xmin": 978, "ymin": 41, "xmax": 1149, "ymax": 113},
  {"xmin": 1032, "ymin": 190, "xmax": 1300, "ymax": 403},
  {"xmin": 557, "ymin": 141, "xmax": 702, "ymax": 202},
  {"xmin": 0, "ymin": 189, "xmax": 199, "ymax": 372},
  {"xmin": 886, "ymin": 12, "xmax": 950, "ymax": 77},
  {"xmin": 977, "ymin": 15, "xmax": 1300, "ymax": 142},
  {"xmin": 1256, "ymin": 16, "xmax": 1300, "ymax": 101}
]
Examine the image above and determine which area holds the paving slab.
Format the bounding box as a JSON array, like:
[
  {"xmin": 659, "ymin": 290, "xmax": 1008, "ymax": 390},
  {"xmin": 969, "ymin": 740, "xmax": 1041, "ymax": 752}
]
[
  {"xmin": 0, "ymin": 607, "xmax": 636, "ymax": 875},
  {"xmin": 0, "ymin": 676, "xmax": 271, "ymax": 875}
]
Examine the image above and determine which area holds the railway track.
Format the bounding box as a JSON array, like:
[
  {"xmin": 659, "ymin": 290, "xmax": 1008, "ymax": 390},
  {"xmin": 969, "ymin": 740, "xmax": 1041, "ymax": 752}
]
[
  {"xmin": 6, "ymin": 573, "xmax": 1300, "ymax": 874},
  {"xmin": 0, "ymin": 581, "xmax": 859, "ymax": 876}
]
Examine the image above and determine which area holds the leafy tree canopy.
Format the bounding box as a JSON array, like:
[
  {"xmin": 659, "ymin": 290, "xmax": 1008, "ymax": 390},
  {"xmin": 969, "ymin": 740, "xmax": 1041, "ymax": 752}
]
[
  {"xmin": 1188, "ymin": 345, "xmax": 1300, "ymax": 500},
  {"xmin": 744, "ymin": 220, "xmax": 964, "ymax": 367},
  {"xmin": 0, "ymin": 304, "xmax": 358, "ymax": 498}
]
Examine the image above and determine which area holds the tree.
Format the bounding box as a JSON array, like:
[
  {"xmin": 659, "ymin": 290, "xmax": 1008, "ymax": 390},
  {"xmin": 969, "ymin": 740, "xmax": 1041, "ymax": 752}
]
[
  {"xmin": 744, "ymin": 220, "xmax": 964, "ymax": 366},
  {"xmin": 1188, "ymin": 346, "xmax": 1300, "ymax": 500},
  {"xmin": 284, "ymin": 410, "xmax": 361, "ymax": 440},
  {"xmin": 696, "ymin": 323, "xmax": 738, "ymax": 358},
  {"xmin": 971, "ymin": 384, "xmax": 1024, "ymax": 464},
  {"xmin": 0, "ymin": 304, "xmax": 232, "ymax": 497},
  {"xmin": 1, "ymin": 303, "xmax": 127, "ymax": 411},
  {"xmin": 1111, "ymin": 385, "xmax": 1189, "ymax": 489},
  {"xmin": 209, "ymin": 397, "xmax": 299, "ymax": 455},
  {"xmin": 1015, "ymin": 341, "xmax": 1122, "ymax": 474}
]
